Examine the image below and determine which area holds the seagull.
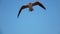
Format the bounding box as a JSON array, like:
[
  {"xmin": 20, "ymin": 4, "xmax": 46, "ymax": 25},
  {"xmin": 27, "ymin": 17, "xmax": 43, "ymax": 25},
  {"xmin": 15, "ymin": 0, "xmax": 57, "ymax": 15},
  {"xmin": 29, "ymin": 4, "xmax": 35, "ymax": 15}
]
[{"xmin": 17, "ymin": 1, "xmax": 46, "ymax": 18}]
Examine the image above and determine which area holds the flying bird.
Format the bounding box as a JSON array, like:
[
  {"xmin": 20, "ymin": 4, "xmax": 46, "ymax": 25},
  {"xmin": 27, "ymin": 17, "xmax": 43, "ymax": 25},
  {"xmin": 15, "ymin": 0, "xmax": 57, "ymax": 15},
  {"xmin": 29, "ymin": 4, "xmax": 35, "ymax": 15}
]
[{"xmin": 17, "ymin": 1, "xmax": 46, "ymax": 18}]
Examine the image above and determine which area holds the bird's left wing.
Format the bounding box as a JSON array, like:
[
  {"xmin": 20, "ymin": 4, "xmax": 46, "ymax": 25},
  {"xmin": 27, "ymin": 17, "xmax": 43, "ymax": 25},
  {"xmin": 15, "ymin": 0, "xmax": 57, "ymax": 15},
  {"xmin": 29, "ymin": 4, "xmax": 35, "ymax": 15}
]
[
  {"xmin": 32, "ymin": 1, "xmax": 46, "ymax": 10},
  {"xmin": 17, "ymin": 5, "xmax": 28, "ymax": 18}
]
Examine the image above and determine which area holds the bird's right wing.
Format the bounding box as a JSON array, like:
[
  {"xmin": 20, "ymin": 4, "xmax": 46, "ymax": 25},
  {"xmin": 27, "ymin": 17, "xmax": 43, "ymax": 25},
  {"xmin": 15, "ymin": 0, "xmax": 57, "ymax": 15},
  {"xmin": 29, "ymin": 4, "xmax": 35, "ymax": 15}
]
[
  {"xmin": 17, "ymin": 5, "xmax": 28, "ymax": 18},
  {"xmin": 32, "ymin": 1, "xmax": 46, "ymax": 10}
]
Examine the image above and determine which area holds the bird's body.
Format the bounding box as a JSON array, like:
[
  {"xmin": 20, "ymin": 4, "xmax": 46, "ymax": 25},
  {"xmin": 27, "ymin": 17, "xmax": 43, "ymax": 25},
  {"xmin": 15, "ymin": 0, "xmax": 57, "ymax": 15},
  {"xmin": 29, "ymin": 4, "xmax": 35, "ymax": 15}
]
[
  {"xmin": 27, "ymin": 3, "xmax": 33, "ymax": 11},
  {"xmin": 17, "ymin": 1, "xmax": 46, "ymax": 18}
]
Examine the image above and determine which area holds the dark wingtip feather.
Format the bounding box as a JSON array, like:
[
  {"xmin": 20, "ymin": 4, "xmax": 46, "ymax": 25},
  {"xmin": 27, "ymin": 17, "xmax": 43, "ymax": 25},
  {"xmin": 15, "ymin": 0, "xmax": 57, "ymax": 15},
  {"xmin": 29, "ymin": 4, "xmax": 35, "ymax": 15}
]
[
  {"xmin": 17, "ymin": 13, "xmax": 20, "ymax": 18},
  {"xmin": 44, "ymin": 7, "xmax": 46, "ymax": 10}
]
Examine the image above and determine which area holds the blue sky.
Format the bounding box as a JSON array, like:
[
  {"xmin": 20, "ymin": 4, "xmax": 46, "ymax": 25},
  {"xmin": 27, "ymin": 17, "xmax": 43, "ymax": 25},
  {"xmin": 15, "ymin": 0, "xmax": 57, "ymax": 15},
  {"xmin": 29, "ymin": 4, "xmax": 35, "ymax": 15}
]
[{"xmin": 0, "ymin": 0, "xmax": 60, "ymax": 34}]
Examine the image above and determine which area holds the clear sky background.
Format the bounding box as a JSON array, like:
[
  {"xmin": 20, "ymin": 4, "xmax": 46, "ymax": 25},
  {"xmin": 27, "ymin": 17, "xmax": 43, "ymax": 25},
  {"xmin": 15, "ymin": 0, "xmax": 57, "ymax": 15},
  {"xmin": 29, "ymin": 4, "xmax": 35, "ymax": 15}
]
[{"xmin": 0, "ymin": 0, "xmax": 60, "ymax": 34}]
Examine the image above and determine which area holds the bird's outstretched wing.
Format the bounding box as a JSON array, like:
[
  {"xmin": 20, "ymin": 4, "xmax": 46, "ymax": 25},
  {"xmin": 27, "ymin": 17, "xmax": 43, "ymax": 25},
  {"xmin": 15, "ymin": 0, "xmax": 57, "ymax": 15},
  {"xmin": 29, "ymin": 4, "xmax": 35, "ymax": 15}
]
[
  {"xmin": 32, "ymin": 1, "xmax": 46, "ymax": 10},
  {"xmin": 17, "ymin": 5, "xmax": 28, "ymax": 18}
]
